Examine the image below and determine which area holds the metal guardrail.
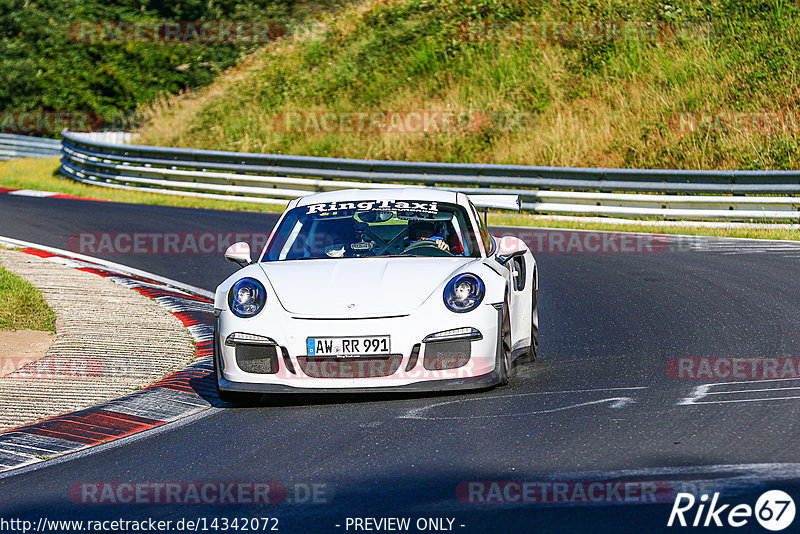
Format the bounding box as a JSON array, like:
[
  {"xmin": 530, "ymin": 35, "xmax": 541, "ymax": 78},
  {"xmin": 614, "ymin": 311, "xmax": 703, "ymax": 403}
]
[
  {"xmin": 0, "ymin": 133, "xmax": 62, "ymax": 161},
  {"xmin": 56, "ymin": 130, "xmax": 800, "ymax": 220}
]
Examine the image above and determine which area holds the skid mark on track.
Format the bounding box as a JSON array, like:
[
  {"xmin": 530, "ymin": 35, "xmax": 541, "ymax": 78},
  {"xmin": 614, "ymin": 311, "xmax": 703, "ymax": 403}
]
[
  {"xmin": 679, "ymin": 378, "xmax": 800, "ymax": 405},
  {"xmin": 688, "ymin": 238, "xmax": 800, "ymax": 256},
  {"xmin": 398, "ymin": 387, "xmax": 646, "ymax": 420}
]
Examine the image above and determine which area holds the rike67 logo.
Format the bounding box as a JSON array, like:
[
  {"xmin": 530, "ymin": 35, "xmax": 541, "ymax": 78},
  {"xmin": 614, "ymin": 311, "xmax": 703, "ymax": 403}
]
[{"xmin": 668, "ymin": 490, "xmax": 796, "ymax": 531}]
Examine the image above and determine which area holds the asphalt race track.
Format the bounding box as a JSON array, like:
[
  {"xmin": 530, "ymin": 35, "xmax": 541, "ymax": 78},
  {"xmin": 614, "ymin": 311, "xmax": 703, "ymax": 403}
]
[{"xmin": 2, "ymin": 194, "xmax": 800, "ymax": 533}]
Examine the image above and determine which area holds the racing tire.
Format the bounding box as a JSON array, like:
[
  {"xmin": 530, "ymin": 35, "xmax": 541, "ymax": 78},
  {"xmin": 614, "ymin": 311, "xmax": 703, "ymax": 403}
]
[
  {"xmin": 497, "ymin": 295, "xmax": 512, "ymax": 386},
  {"xmin": 519, "ymin": 269, "xmax": 539, "ymax": 364}
]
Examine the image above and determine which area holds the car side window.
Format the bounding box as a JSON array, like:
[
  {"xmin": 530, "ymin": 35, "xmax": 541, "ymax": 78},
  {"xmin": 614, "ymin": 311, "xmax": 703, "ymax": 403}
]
[
  {"xmin": 512, "ymin": 256, "xmax": 526, "ymax": 291},
  {"xmin": 468, "ymin": 201, "xmax": 494, "ymax": 255}
]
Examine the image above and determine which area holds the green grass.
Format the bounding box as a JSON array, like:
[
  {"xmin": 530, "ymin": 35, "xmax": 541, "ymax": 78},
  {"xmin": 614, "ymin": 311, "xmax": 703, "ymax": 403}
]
[
  {"xmin": 0, "ymin": 264, "xmax": 56, "ymax": 332},
  {"xmin": 0, "ymin": 158, "xmax": 283, "ymax": 213},
  {"xmin": 135, "ymin": 0, "xmax": 800, "ymax": 171}
]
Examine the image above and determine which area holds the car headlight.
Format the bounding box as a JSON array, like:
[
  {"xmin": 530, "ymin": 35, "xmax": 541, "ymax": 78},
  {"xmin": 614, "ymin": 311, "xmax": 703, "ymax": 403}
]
[
  {"xmin": 228, "ymin": 278, "xmax": 267, "ymax": 318},
  {"xmin": 443, "ymin": 273, "xmax": 485, "ymax": 313}
]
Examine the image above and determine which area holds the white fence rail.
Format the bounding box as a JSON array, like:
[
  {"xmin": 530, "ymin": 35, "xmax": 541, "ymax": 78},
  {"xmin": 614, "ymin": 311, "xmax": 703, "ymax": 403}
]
[
  {"xmin": 0, "ymin": 134, "xmax": 62, "ymax": 161},
  {"xmin": 3, "ymin": 130, "xmax": 790, "ymax": 221}
]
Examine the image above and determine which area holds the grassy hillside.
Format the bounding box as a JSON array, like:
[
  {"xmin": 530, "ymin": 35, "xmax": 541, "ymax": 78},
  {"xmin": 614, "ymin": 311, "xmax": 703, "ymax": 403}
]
[{"xmin": 135, "ymin": 0, "xmax": 800, "ymax": 170}]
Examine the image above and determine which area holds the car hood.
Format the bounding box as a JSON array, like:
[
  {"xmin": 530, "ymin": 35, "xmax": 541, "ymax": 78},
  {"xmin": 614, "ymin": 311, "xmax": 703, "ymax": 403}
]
[{"xmin": 259, "ymin": 257, "xmax": 477, "ymax": 317}]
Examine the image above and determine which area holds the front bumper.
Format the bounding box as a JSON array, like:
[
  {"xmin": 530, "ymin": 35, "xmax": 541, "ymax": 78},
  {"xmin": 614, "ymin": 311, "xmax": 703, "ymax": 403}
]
[
  {"xmin": 216, "ymin": 370, "xmax": 501, "ymax": 394},
  {"xmin": 215, "ymin": 304, "xmax": 501, "ymax": 392}
]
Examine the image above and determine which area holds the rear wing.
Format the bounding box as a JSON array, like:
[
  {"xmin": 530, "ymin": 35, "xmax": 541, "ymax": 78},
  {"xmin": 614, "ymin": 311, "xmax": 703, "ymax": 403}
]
[{"xmin": 467, "ymin": 194, "xmax": 521, "ymax": 212}]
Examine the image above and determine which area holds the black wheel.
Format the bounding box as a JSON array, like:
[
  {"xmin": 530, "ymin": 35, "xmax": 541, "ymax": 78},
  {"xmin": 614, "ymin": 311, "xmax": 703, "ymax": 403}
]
[
  {"xmin": 213, "ymin": 328, "xmax": 262, "ymax": 406},
  {"xmin": 520, "ymin": 269, "xmax": 539, "ymax": 364},
  {"xmin": 497, "ymin": 295, "xmax": 512, "ymax": 386}
]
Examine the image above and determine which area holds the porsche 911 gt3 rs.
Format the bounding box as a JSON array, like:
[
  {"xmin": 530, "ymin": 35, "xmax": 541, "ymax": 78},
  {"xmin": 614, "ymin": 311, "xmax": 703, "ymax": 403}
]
[{"xmin": 213, "ymin": 188, "xmax": 538, "ymax": 403}]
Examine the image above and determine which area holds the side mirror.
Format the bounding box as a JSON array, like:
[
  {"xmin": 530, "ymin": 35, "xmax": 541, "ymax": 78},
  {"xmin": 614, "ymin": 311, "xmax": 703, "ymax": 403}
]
[
  {"xmin": 495, "ymin": 235, "xmax": 528, "ymax": 265},
  {"xmin": 225, "ymin": 242, "xmax": 252, "ymax": 268}
]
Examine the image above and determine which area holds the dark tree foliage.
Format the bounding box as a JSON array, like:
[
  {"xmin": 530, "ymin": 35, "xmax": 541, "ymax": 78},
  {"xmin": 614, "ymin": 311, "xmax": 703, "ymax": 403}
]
[{"xmin": 0, "ymin": 0, "xmax": 297, "ymax": 133}]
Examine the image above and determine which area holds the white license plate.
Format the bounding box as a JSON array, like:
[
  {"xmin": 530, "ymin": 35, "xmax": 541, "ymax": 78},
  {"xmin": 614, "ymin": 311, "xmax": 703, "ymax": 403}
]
[{"xmin": 306, "ymin": 336, "xmax": 391, "ymax": 357}]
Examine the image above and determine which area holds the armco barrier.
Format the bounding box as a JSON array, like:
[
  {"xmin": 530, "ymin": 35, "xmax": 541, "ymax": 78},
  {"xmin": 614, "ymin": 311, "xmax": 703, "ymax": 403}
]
[
  {"xmin": 36, "ymin": 130, "xmax": 800, "ymax": 220},
  {"xmin": 0, "ymin": 133, "xmax": 62, "ymax": 161}
]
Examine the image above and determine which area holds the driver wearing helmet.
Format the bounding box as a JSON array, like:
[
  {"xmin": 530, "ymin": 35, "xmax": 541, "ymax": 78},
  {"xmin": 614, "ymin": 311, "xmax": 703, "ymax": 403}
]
[{"xmin": 405, "ymin": 219, "xmax": 450, "ymax": 252}]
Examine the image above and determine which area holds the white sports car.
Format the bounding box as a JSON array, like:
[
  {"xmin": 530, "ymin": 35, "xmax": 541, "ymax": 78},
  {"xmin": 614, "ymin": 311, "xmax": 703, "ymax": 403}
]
[{"xmin": 213, "ymin": 188, "xmax": 538, "ymax": 403}]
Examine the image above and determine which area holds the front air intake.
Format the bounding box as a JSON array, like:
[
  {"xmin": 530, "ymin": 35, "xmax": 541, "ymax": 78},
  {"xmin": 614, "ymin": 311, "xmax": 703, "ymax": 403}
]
[
  {"xmin": 297, "ymin": 356, "xmax": 403, "ymax": 378},
  {"xmin": 235, "ymin": 345, "xmax": 279, "ymax": 374},
  {"xmin": 423, "ymin": 340, "xmax": 471, "ymax": 370}
]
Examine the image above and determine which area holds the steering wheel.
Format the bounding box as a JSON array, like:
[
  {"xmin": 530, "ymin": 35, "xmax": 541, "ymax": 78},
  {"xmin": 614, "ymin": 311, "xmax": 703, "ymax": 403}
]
[{"xmin": 401, "ymin": 240, "xmax": 453, "ymax": 257}]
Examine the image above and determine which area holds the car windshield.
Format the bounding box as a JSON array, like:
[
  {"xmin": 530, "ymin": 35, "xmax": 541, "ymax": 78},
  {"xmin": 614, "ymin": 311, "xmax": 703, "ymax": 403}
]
[{"xmin": 263, "ymin": 199, "xmax": 480, "ymax": 261}]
